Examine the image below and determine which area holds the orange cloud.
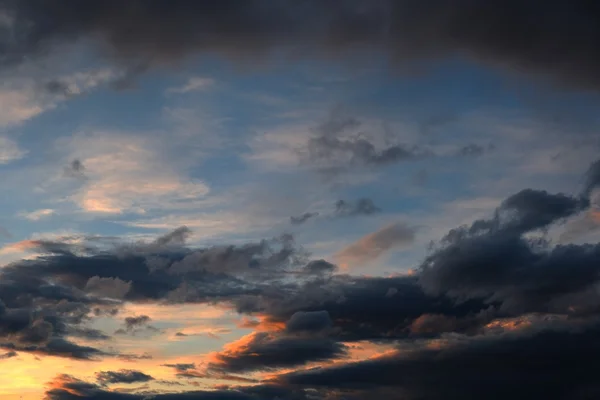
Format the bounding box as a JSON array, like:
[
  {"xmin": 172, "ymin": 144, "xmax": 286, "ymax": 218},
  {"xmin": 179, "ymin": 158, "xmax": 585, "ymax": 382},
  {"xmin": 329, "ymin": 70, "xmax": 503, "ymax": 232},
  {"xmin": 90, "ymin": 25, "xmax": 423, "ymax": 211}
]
[
  {"xmin": 237, "ymin": 315, "xmax": 286, "ymax": 332},
  {"xmin": 335, "ymin": 222, "xmax": 416, "ymax": 269}
]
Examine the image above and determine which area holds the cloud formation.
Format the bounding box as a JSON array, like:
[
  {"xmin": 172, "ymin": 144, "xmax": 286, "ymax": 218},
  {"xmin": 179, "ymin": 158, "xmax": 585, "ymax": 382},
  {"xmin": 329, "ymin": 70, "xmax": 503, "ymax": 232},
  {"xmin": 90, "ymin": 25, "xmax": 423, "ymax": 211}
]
[{"xmin": 3, "ymin": 1, "xmax": 600, "ymax": 91}]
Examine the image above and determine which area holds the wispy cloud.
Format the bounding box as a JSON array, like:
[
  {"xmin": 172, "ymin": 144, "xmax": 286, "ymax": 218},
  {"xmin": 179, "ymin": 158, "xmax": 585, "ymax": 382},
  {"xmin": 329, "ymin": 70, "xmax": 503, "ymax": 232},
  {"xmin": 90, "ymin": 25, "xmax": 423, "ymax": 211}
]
[
  {"xmin": 19, "ymin": 208, "xmax": 56, "ymax": 221},
  {"xmin": 166, "ymin": 77, "xmax": 215, "ymax": 94},
  {"xmin": 335, "ymin": 222, "xmax": 416, "ymax": 269}
]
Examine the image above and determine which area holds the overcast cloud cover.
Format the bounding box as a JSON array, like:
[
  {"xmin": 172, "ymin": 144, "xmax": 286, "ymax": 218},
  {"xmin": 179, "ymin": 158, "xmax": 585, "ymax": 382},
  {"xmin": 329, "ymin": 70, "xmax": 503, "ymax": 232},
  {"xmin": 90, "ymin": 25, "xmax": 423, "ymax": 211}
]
[{"xmin": 1, "ymin": 1, "xmax": 600, "ymax": 399}]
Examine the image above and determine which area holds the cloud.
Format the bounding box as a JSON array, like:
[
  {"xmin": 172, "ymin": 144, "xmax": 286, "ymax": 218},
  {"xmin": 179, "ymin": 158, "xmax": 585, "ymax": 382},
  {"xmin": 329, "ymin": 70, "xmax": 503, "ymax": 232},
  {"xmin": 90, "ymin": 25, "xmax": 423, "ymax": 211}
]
[
  {"xmin": 95, "ymin": 369, "xmax": 154, "ymax": 385},
  {"xmin": 124, "ymin": 315, "xmax": 151, "ymax": 330},
  {"xmin": 583, "ymin": 158, "xmax": 600, "ymax": 199},
  {"xmin": 281, "ymin": 321, "xmax": 600, "ymax": 400},
  {"xmin": 290, "ymin": 212, "xmax": 319, "ymax": 225},
  {"xmin": 285, "ymin": 311, "xmax": 333, "ymax": 333},
  {"xmin": 336, "ymin": 222, "xmax": 416, "ymax": 268},
  {"xmin": 63, "ymin": 159, "xmax": 87, "ymax": 180},
  {"xmin": 46, "ymin": 374, "xmax": 313, "ymax": 399},
  {"xmin": 84, "ymin": 276, "xmax": 132, "ymax": 299},
  {"xmin": 305, "ymin": 134, "xmax": 427, "ymax": 170},
  {"xmin": 419, "ymin": 188, "xmax": 599, "ymax": 315},
  {"xmin": 334, "ymin": 198, "xmax": 381, "ymax": 217},
  {"xmin": 62, "ymin": 132, "xmax": 210, "ymax": 214},
  {"xmin": 166, "ymin": 77, "xmax": 215, "ymax": 94},
  {"xmin": 0, "ymin": 69, "xmax": 118, "ymax": 128},
  {"xmin": 4, "ymin": 1, "xmax": 600, "ymax": 91},
  {"xmin": 208, "ymin": 331, "xmax": 347, "ymax": 373},
  {"xmin": 0, "ymin": 136, "xmax": 26, "ymax": 164},
  {"xmin": 18, "ymin": 208, "xmax": 55, "ymax": 221}
]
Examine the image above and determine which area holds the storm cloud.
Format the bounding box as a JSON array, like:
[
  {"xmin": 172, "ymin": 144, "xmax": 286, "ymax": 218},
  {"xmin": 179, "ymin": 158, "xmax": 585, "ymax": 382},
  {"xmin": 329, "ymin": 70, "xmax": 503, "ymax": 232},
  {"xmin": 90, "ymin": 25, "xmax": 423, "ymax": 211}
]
[{"xmin": 2, "ymin": 1, "xmax": 600, "ymax": 90}]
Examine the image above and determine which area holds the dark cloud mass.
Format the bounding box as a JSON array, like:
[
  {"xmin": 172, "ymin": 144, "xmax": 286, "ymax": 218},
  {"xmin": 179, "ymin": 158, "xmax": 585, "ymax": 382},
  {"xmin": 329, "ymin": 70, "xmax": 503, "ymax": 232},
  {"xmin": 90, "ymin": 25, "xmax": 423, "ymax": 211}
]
[
  {"xmin": 2, "ymin": 1, "xmax": 600, "ymax": 90},
  {"xmin": 281, "ymin": 322, "xmax": 600, "ymax": 400}
]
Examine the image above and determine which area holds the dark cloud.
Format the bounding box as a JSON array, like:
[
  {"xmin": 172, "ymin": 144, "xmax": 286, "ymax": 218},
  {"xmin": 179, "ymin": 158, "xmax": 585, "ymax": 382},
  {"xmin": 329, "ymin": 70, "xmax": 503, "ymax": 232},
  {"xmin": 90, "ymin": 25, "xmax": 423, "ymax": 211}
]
[
  {"xmin": 282, "ymin": 321, "xmax": 600, "ymax": 400},
  {"xmin": 2, "ymin": 338, "xmax": 106, "ymax": 360},
  {"xmin": 117, "ymin": 352, "xmax": 153, "ymax": 362},
  {"xmin": 162, "ymin": 363, "xmax": 196, "ymax": 372},
  {"xmin": 285, "ymin": 311, "xmax": 333, "ymax": 333},
  {"xmin": 153, "ymin": 226, "xmax": 191, "ymax": 247},
  {"xmin": 209, "ymin": 331, "xmax": 347, "ymax": 373},
  {"xmin": 124, "ymin": 315, "xmax": 151, "ymax": 330},
  {"xmin": 334, "ymin": 198, "xmax": 381, "ymax": 217},
  {"xmin": 290, "ymin": 212, "xmax": 319, "ymax": 225},
  {"xmin": 3, "ymin": 1, "xmax": 600, "ymax": 91},
  {"xmin": 419, "ymin": 188, "xmax": 599, "ymax": 315},
  {"xmin": 233, "ymin": 275, "xmax": 490, "ymax": 342},
  {"xmin": 303, "ymin": 259, "xmax": 338, "ymax": 275},
  {"xmin": 96, "ymin": 369, "xmax": 154, "ymax": 385}
]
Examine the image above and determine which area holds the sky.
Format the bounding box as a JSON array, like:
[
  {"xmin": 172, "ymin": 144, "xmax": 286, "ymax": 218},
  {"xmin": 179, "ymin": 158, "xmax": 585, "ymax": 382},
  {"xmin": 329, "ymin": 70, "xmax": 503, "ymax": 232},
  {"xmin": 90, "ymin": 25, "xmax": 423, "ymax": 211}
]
[{"xmin": 2, "ymin": 1, "xmax": 600, "ymax": 399}]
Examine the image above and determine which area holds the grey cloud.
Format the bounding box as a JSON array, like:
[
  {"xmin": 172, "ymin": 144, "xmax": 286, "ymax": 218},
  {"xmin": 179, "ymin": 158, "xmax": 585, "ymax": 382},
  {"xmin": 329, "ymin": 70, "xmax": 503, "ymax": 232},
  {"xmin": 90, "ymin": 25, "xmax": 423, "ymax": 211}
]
[
  {"xmin": 153, "ymin": 226, "xmax": 191, "ymax": 247},
  {"xmin": 84, "ymin": 276, "xmax": 132, "ymax": 299},
  {"xmin": 96, "ymin": 369, "xmax": 154, "ymax": 385},
  {"xmin": 63, "ymin": 159, "xmax": 87, "ymax": 179},
  {"xmin": 306, "ymin": 135, "xmax": 428, "ymax": 169},
  {"xmin": 286, "ymin": 311, "xmax": 333, "ymax": 333},
  {"xmin": 303, "ymin": 259, "xmax": 338, "ymax": 275},
  {"xmin": 420, "ymin": 187, "xmax": 599, "ymax": 316},
  {"xmin": 162, "ymin": 363, "xmax": 195, "ymax": 372},
  {"xmin": 334, "ymin": 198, "xmax": 381, "ymax": 217},
  {"xmin": 3, "ymin": 1, "xmax": 600, "ymax": 91},
  {"xmin": 124, "ymin": 315, "xmax": 151, "ymax": 330},
  {"xmin": 290, "ymin": 212, "xmax": 318, "ymax": 225}
]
